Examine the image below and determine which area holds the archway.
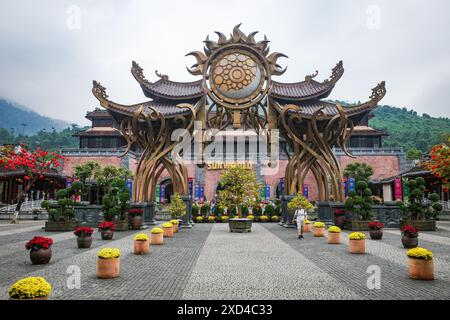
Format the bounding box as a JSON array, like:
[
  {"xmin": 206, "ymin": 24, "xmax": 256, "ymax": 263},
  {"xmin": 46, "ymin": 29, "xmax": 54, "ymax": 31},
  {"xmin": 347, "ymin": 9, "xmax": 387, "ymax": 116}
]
[{"xmin": 160, "ymin": 178, "xmax": 174, "ymax": 204}]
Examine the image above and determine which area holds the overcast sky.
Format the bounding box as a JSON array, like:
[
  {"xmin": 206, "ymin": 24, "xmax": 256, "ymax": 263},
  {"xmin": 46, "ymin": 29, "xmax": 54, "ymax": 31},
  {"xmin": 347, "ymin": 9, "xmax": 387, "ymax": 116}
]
[{"xmin": 0, "ymin": 0, "xmax": 449, "ymax": 126}]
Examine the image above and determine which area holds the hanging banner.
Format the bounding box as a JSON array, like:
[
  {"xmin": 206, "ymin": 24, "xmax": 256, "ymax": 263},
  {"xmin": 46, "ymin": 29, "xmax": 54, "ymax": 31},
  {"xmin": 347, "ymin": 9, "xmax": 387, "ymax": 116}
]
[
  {"xmin": 279, "ymin": 177, "xmax": 284, "ymax": 196},
  {"xmin": 195, "ymin": 184, "xmax": 200, "ymax": 201},
  {"xmin": 160, "ymin": 184, "xmax": 166, "ymax": 203},
  {"xmin": 402, "ymin": 177, "xmax": 410, "ymax": 203},
  {"xmin": 125, "ymin": 179, "xmax": 133, "ymax": 198},
  {"xmin": 66, "ymin": 178, "xmax": 73, "ymax": 188},
  {"xmin": 265, "ymin": 185, "xmax": 270, "ymax": 199},
  {"xmin": 394, "ymin": 177, "xmax": 403, "ymax": 201},
  {"xmin": 260, "ymin": 185, "xmax": 266, "ymax": 199},
  {"xmin": 348, "ymin": 178, "xmax": 356, "ymax": 193},
  {"xmin": 188, "ymin": 178, "xmax": 193, "ymax": 198},
  {"xmin": 155, "ymin": 184, "xmax": 161, "ymax": 204},
  {"xmin": 302, "ymin": 184, "xmax": 309, "ymax": 199},
  {"xmin": 199, "ymin": 184, "xmax": 204, "ymax": 202},
  {"xmin": 344, "ymin": 177, "xmax": 348, "ymax": 197}
]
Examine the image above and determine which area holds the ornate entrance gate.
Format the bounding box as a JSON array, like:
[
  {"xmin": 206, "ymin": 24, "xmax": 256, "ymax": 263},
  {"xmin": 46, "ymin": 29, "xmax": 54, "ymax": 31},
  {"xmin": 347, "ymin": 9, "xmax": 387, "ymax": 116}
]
[{"xmin": 92, "ymin": 24, "xmax": 386, "ymax": 215}]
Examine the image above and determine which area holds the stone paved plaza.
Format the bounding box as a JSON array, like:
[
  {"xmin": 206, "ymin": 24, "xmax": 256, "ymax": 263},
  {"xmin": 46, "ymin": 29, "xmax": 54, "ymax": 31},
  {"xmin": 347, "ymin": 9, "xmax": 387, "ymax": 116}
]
[{"xmin": 1, "ymin": 220, "xmax": 450, "ymax": 300}]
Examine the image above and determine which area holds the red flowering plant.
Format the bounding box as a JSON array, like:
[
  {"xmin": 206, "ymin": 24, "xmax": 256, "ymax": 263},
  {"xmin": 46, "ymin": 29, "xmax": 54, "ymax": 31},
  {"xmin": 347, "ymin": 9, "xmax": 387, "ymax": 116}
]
[
  {"xmin": 0, "ymin": 145, "xmax": 63, "ymax": 223},
  {"xmin": 98, "ymin": 221, "xmax": 116, "ymax": 231},
  {"xmin": 25, "ymin": 236, "xmax": 53, "ymax": 251},
  {"xmin": 426, "ymin": 142, "xmax": 450, "ymax": 193},
  {"xmin": 401, "ymin": 225, "xmax": 418, "ymax": 238},
  {"xmin": 74, "ymin": 227, "xmax": 94, "ymax": 237},
  {"xmin": 368, "ymin": 221, "xmax": 384, "ymax": 230},
  {"xmin": 128, "ymin": 209, "xmax": 143, "ymax": 217}
]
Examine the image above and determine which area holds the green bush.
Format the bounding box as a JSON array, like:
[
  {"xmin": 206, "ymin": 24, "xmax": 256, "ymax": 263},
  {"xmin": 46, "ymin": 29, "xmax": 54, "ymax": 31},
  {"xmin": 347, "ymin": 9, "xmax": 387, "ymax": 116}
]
[
  {"xmin": 48, "ymin": 209, "xmax": 58, "ymax": 221},
  {"xmin": 264, "ymin": 204, "xmax": 275, "ymax": 217},
  {"xmin": 344, "ymin": 180, "xmax": 373, "ymax": 220},
  {"xmin": 241, "ymin": 206, "xmax": 249, "ymax": 216},
  {"xmin": 191, "ymin": 204, "xmax": 199, "ymax": 216},
  {"xmin": 56, "ymin": 189, "xmax": 67, "ymax": 199}
]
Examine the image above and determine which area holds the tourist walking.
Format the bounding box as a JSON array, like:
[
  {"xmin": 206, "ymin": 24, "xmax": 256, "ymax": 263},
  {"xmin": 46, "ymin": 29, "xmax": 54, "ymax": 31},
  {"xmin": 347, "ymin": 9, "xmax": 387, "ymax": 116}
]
[{"xmin": 293, "ymin": 206, "xmax": 307, "ymax": 239}]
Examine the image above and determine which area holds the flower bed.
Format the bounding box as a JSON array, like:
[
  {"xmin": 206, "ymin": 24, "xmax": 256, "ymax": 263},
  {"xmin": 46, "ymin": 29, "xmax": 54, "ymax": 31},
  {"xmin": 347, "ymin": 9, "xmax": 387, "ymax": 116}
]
[{"xmin": 8, "ymin": 277, "xmax": 52, "ymax": 300}]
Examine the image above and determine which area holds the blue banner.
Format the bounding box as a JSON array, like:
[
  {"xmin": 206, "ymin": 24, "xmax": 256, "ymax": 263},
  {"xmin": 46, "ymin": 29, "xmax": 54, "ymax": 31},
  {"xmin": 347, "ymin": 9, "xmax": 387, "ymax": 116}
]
[
  {"xmin": 195, "ymin": 184, "xmax": 200, "ymax": 200},
  {"xmin": 348, "ymin": 178, "xmax": 356, "ymax": 193},
  {"xmin": 125, "ymin": 179, "xmax": 133, "ymax": 198},
  {"xmin": 344, "ymin": 177, "xmax": 348, "ymax": 197},
  {"xmin": 188, "ymin": 178, "xmax": 193, "ymax": 198},
  {"xmin": 302, "ymin": 184, "xmax": 309, "ymax": 199},
  {"xmin": 199, "ymin": 184, "xmax": 204, "ymax": 202},
  {"xmin": 265, "ymin": 185, "xmax": 270, "ymax": 199},
  {"xmin": 280, "ymin": 178, "xmax": 284, "ymax": 196},
  {"xmin": 160, "ymin": 184, "xmax": 166, "ymax": 203},
  {"xmin": 66, "ymin": 179, "xmax": 73, "ymax": 188}
]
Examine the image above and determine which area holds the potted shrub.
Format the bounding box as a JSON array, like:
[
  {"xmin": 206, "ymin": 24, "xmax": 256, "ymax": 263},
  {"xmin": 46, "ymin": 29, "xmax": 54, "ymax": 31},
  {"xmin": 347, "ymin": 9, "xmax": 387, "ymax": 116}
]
[
  {"xmin": 313, "ymin": 222, "xmax": 325, "ymax": 237},
  {"xmin": 252, "ymin": 204, "xmax": 262, "ymax": 222},
  {"xmin": 271, "ymin": 216, "xmax": 279, "ymax": 222},
  {"xmin": 368, "ymin": 222, "xmax": 384, "ymax": 240},
  {"xmin": 96, "ymin": 248, "xmax": 121, "ymax": 279},
  {"xmin": 196, "ymin": 216, "xmax": 204, "ymax": 223},
  {"xmin": 344, "ymin": 180, "xmax": 374, "ymax": 230},
  {"xmin": 134, "ymin": 233, "xmax": 150, "ymax": 255},
  {"xmin": 327, "ymin": 226, "xmax": 342, "ymax": 244},
  {"xmin": 221, "ymin": 215, "xmax": 229, "ymax": 223},
  {"xmin": 128, "ymin": 209, "xmax": 143, "ymax": 230},
  {"xmin": 259, "ymin": 215, "xmax": 269, "ymax": 223},
  {"xmin": 333, "ymin": 209, "xmax": 346, "ymax": 229},
  {"xmin": 401, "ymin": 225, "xmax": 419, "ymax": 248},
  {"xmin": 98, "ymin": 221, "xmax": 116, "ymax": 240},
  {"xmin": 170, "ymin": 219, "xmax": 180, "ymax": 233},
  {"xmin": 26, "ymin": 236, "xmax": 53, "ymax": 265},
  {"xmin": 407, "ymin": 247, "xmax": 434, "ymax": 280},
  {"xmin": 162, "ymin": 222, "xmax": 174, "ymax": 237},
  {"xmin": 348, "ymin": 232, "xmax": 366, "ymax": 254},
  {"xmin": 169, "ymin": 193, "xmax": 186, "ymax": 227},
  {"xmin": 8, "ymin": 277, "xmax": 52, "ymax": 300},
  {"xmin": 150, "ymin": 227, "xmax": 164, "ymax": 245},
  {"xmin": 304, "ymin": 220, "xmax": 312, "ymax": 233},
  {"xmin": 208, "ymin": 215, "xmax": 216, "ymax": 223},
  {"xmin": 74, "ymin": 226, "xmax": 94, "ymax": 248}
]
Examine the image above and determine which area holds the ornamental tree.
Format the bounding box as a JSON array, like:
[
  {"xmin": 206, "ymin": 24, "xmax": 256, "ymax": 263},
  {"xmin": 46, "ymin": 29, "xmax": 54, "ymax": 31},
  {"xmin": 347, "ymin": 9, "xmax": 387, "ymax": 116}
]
[
  {"xmin": 169, "ymin": 193, "xmax": 186, "ymax": 219},
  {"xmin": 344, "ymin": 180, "xmax": 373, "ymax": 220},
  {"xmin": 216, "ymin": 165, "xmax": 259, "ymax": 217},
  {"xmin": 287, "ymin": 193, "xmax": 314, "ymax": 211},
  {"xmin": 343, "ymin": 162, "xmax": 374, "ymax": 182},
  {"xmin": 426, "ymin": 142, "xmax": 450, "ymax": 193},
  {"xmin": 0, "ymin": 145, "xmax": 63, "ymax": 223}
]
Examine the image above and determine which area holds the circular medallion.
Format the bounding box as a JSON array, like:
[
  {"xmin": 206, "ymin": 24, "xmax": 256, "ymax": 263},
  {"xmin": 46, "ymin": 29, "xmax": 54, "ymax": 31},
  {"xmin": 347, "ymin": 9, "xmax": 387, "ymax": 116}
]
[{"xmin": 208, "ymin": 49, "xmax": 266, "ymax": 108}]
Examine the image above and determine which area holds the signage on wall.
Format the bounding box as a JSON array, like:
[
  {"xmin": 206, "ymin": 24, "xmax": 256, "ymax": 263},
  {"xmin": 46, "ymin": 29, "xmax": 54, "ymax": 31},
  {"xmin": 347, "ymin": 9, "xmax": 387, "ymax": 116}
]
[
  {"xmin": 394, "ymin": 177, "xmax": 403, "ymax": 200},
  {"xmin": 205, "ymin": 161, "xmax": 254, "ymax": 170}
]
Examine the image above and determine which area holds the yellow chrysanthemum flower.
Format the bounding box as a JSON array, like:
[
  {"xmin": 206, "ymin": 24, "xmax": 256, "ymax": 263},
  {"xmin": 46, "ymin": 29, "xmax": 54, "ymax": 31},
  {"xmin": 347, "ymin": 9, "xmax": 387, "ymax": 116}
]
[
  {"xmin": 162, "ymin": 222, "xmax": 173, "ymax": 228},
  {"xmin": 196, "ymin": 216, "xmax": 204, "ymax": 222},
  {"xmin": 8, "ymin": 277, "xmax": 52, "ymax": 299},
  {"xmin": 151, "ymin": 227, "xmax": 164, "ymax": 234},
  {"xmin": 134, "ymin": 233, "xmax": 149, "ymax": 241},
  {"xmin": 169, "ymin": 219, "xmax": 179, "ymax": 225},
  {"xmin": 304, "ymin": 220, "xmax": 311, "ymax": 224},
  {"xmin": 247, "ymin": 215, "xmax": 254, "ymax": 220},
  {"xmin": 328, "ymin": 226, "xmax": 342, "ymax": 233},
  {"xmin": 97, "ymin": 248, "xmax": 121, "ymax": 259},
  {"xmin": 407, "ymin": 247, "xmax": 433, "ymax": 260},
  {"xmin": 348, "ymin": 232, "xmax": 366, "ymax": 240},
  {"xmin": 313, "ymin": 222, "xmax": 325, "ymax": 228}
]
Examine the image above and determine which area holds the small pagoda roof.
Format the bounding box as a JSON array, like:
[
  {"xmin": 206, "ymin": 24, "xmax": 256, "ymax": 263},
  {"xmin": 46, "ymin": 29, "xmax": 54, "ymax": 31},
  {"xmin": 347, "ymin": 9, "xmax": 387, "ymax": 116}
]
[
  {"xmin": 74, "ymin": 127, "xmax": 123, "ymax": 137},
  {"xmin": 85, "ymin": 108, "xmax": 111, "ymax": 120},
  {"xmin": 350, "ymin": 125, "xmax": 388, "ymax": 137}
]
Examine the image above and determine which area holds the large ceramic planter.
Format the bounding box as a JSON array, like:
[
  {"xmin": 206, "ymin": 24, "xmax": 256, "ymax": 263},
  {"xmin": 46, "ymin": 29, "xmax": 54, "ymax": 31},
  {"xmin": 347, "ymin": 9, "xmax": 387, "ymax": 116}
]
[
  {"xmin": 134, "ymin": 240, "xmax": 149, "ymax": 255},
  {"xmin": 346, "ymin": 220, "xmax": 371, "ymax": 231},
  {"xmin": 45, "ymin": 221, "xmax": 78, "ymax": 232},
  {"xmin": 130, "ymin": 216, "xmax": 142, "ymax": 230},
  {"xmin": 408, "ymin": 258, "xmax": 434, "ymax": 280},
  {"xmin": 151, "ymin": 233, "xmax": 164, "ymax": 245},
  {"xmin": 313, "ymin": 227, "xmax": 325, "ymax": 237},
  {"xmin": 304, "ymin": 223, "xmax": 311, "ymax": 233},
  {"xmin": 77, "ymin": 236, "xmax": 93, "ymax": 248},
  {"xmin": 163, "ymin": 227, "xmax": 174, "ymax": 237},
  {"xmin": 402, "ymin": 236, "xmax": 418, "ymax": 248},
  {"xmin": 349, "ymin": 239, "xmax": 365, "ymax": 254},
  {"xmin": 369, "ymin": 230, "xmax": 383, "ymax": 240},
  {"xmin": 30, "ymin": 248, "xmax": 52, "ymax": 265},
  {"xmin": 229, "ymin": 218, "xmax": 252, "ymax": 233},
  {"xmin": 328, "ymin": 232, "xmax": 341, "ymax": 244},
  {"xmin": 100, "ymin": 229, "xmax": 114, "ymax": 240},
  {"xmin": 96, "ymin": 258, "xmax": 120, "ymax": 279}
]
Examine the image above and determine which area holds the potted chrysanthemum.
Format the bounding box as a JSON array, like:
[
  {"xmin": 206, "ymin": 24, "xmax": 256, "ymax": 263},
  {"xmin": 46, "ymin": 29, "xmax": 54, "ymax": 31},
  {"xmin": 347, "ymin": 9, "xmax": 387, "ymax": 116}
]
[
  {"xmin": 407, "ymin": 247, "xmax": 434, "ymax": 280},
  {"xmin": 134, "ymin": 233, "xmax": 150, "ymax": 255},
  {"xmin": 259, "ymin": 215, "xmax": 269, "ymax": 222},
  {"xmin": 327, "ymin": 226, "xmax": 342, "ymax": 244},
  {"xmin": 25, "ymin": 236, "xmax": 53, "ymax": 265},
  {"xmin": 74, "ymin": 226, "xmax": 94, "ymax": 248},
  {"xmin": 150, "ymin": 227, "xmax": 164, "ymax": 245},
  {"xmin": 196, "ymin": 216, "xmax": 204, "ymax": 223},
  {"xmin": 304, "ymin": 220, "xmax": 312, "ymax": 233},
  {"xmin": 401, "ymin": 225, "xmax": 419, "ymax": 248},
  {"xmin": 313, "ymin": 222, "xmax": 325, "ymax": 237},
  {"xmin": 162, "ymin": 222, "xmax": 174, "ymax": 237},
  {"xmin": 170, "ymin": 219, "xmax": 180, "ymax": 233},
  {"xmin": 96, "ymin": 248, "xmax": 121, "ymax": 279},
  {"xmin": 368, "ymin": 222, "xmax": 384, "ymax": 240},
  {"xmin": 348, "ymin": 232, "xmax": 366, "ymax": 254},
  {"xmin": 98, "ymin": 221, "xmax": 116, "ymax": 240},
  {"xmin": 8, "ymin": 277, "xmax": 52, "ymax": 300}
]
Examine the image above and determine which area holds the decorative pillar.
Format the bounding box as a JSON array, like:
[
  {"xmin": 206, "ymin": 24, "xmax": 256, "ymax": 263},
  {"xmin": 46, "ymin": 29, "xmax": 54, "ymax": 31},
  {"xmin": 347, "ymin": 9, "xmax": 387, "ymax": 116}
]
[
  {"xmin": 281, "ymin": 194, "xmax": 296, "ymax": 228},
  {"xmin": 181, "ymin": 194, "xmax": 193, "ymax": 228}
]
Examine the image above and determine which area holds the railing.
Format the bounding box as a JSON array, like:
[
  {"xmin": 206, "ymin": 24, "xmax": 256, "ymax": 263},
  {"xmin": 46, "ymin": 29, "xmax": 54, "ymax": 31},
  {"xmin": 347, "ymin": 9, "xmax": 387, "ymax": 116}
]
[
  {"xmin": 0, "ymin": 200, "xmax": 45, "ymax": 214},
  {"xmin": 60, "ymin": 148, "xmax": 142, "ymax": 157},
  {"xmin": 333, "ymin": 147, "xmax": 405, "ymax": 155}
]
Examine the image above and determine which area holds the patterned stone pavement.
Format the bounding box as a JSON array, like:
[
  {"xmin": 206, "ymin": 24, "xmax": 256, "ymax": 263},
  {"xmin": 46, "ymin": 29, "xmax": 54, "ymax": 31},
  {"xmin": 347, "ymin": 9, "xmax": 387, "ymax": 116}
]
[{"xmin": 1, "ymin": 220, "xmax": 450, "ymax": 300}]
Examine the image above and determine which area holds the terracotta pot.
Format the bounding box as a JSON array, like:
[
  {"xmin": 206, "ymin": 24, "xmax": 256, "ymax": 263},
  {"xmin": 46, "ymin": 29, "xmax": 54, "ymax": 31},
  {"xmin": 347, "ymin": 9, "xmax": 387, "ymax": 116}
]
[
  {"xmin": 9, "ymin": 296, "xmax": 49, "ymax": 300},
  {"xmin": 134, "ymin": 240, "xmax": 149, "ymax": 255},
  {"xmin": 328, "ymin": 232, "xmax": 341, "ymax": 244},
  {"xmin": 349, "ymin": 239, "xmax": 365, "ymax": 254},
  {"xmin": 97, "ymin": 257, "xmax": 120, "ymax": 279},
  {"xmin": 304, "ymin": 224, "xmax": 311, "ymax": 233},
  {"xmin": 130, "ymin": 216, "xmax": 142, "ymax": 230},
  {"xmin": 369, "ymin": 230, "xmax": 383, "ymax": 240},
  {"xmin": 163, "ymin": 227, "xmax": 174, "ymax": 237},
  {"xmin": 77, "ymin": 236, "xmax": 93, "ymax": 248},
  {"xmin": 172, "ymin": 224, "xmax": 179, "ymax": 233},
  {"xmin": 313, "ymin": 227, "xmax": 325, "ymax": 237},
  {"xmin": 30, "ymin": 248, "xmax": 52, "ymax": 265},
  {"xmin": 408, "ymin": 258, "xmax": 434, "ymax": 280},
  {"xmin": 151, "ymin": 232, "xmax": 164, "ymax": 245},
  {"xmin": 101, "ymin": 229, "xmax": 114, "ymax": 240},
  {"xmin": 402, "ymin": 236, "xmax": 418, "ymax": 248}
]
